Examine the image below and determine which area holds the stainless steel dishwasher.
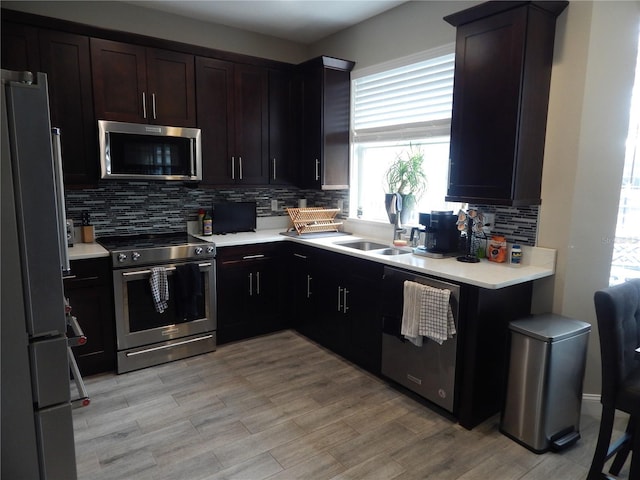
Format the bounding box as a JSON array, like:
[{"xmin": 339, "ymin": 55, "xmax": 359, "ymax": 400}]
[{"xmin": 381, "ymin": 266, "xmax": 460, "ymax": 413}]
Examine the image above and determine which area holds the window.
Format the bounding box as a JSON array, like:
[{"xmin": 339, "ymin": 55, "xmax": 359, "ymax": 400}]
[
  {"xmin": 350, "ymin": 45, "xmax": 461, "ymax": 224},
  {"xmin": 611, "ymin": 31, "xmax": 640, "ymax": 285}
]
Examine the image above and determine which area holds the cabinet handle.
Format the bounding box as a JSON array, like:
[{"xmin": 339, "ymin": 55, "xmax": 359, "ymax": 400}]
[
  {"xmin": 306, "ymin": 275, "xmax": 312, "ymax": 298},
  {"xmin": 231, "ymin": 157, "xmax": 235, "ymax": 180},
  {"xmin": 142, "ymin": 92, "xmax": 147, "ymax": 119},
  {"xmin": 343, "ymin": 288, "xmax": 349, "ymax": 314},
  {"xmin": 249, "ymin": 272, "xmax": 253, "ymax": 296},
  {"xmin": 256, "ymin": 271, "xmax": 260, "ymax": 295},
  {"xmin": 152, "ymin": 93, "xmax": 157, "ymax": 120},
  {"xmin": 242, "ymin": 254, "xmax": 265, "ymax": 260},
  {"xmin": 315, "ymin": 159, "xmax": 320, "ymax": 181},
  {"xmin": 272, "ymin": 158, "xmax": 277, "ymax": 180},
  {"xmin": 337, "ymin": 286, "xmax": 342, "ymax": 312},
  {"xmin": 239, "ymin": 157, "xmax": 243, "ymax": 180},
  {"xmin": 293, "ymin": 253, "xmax": 307, "ymax": 259}
]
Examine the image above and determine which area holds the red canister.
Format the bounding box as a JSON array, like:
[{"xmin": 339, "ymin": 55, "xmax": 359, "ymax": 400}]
[{"xmin": 488, "ymin": 235, "xmax": 507, "ymax": 263}]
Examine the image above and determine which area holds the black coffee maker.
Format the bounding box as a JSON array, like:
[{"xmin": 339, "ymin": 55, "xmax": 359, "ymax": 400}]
[{"xmin": 417, "ymin": 211, "xmax": 460, "ymax": 255}]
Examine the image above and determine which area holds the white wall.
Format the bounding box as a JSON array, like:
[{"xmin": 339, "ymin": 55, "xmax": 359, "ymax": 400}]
[
  {"xmin": 309, "ymin": 1, "xmax": 478, "ymax": 71},
  {"xmin": 539, "ymin": 1, "xmax": 640, "ymax": 393},
  {"xmin": 1, "ymin": 0, "xmax": 309, "ymax": 63}
]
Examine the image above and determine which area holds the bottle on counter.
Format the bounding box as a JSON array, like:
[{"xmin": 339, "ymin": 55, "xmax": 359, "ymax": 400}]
[
  {"xmin": 510, "ymin": 244, "xmax": 522, "ymax": 267},
  {"xmin": 198, "ymin": 208, "xmax": 205, "ymax": 235},
  {"xmin": 203, "ymin": 211, "xmax": 212, "ymax": 236}
]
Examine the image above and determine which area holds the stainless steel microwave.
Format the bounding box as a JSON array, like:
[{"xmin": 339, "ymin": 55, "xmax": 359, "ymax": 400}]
[{"xmin": 98, "ymin": 120, "xmax": 202, "ymax": 181}]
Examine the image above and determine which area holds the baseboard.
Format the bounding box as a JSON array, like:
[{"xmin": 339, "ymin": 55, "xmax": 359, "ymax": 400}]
[
  {"xmin": 582, "ymin": 393, "xmax": 602, "ymax": 417},
  {"xmin": 583, "ymin": 393, "xmax": 601, "ymax": 403}
]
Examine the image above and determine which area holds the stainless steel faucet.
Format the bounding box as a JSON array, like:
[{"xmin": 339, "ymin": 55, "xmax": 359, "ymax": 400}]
[
  {"xmin": 393, "ymin": 227, "xmax": 406, "ymax": 242},
  {"xmin": 385, "ymin": 193, "xmax": 405, "ymax": 243}
]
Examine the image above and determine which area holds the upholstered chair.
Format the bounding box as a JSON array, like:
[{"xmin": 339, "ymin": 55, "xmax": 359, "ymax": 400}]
[{"xmin": 588, "ymin": 279, "xmax": 640, "ymax": 479}]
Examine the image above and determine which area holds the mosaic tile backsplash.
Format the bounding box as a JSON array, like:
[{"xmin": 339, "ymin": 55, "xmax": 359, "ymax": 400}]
[
  {"xmin": 65, "ymin": 183, "xmax": 539, "ymax": 245},
  {"xmin": 64, "ymin": 182, "xmax": 350, "ymax": 237},
  {"xmin": 469, "ymin": 204, "xmax": 539, "ymax": 247}
]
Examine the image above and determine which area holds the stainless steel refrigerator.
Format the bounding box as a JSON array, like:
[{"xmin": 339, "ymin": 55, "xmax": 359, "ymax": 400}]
[{"xmin": 1, "ymin": 70, "xmax": 77, "ymax": 479}]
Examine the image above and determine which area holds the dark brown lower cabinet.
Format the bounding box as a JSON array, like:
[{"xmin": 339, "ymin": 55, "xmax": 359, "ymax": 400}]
[
  {"xmin": 64, "ymin": 257, "xmax": 116, "ymax": 376},
  {"xmin": 216, "ymin": 243, "xmax": 284, "ymax": 344},
  {"xmin": 456, "ymin": 281, "xmax": 533, "ymax": 429},
  {"xmin": 288, "ymin": 244, "xmax": 384, "ymax": 375}
]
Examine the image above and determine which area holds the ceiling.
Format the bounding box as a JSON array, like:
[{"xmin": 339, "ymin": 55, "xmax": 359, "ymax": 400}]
[{"xmin": 124, "ymin": 0, "xmax": 408, "ymax": 44}]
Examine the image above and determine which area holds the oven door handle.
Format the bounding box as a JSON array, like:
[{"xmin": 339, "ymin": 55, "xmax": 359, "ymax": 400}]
[
  {"xmin": 126, "ymin": 334, "xmax": 215, "ymax": 357},
  {"xmin": 121, "ymin": 262, "xmax": 213, "ymax": 277}
]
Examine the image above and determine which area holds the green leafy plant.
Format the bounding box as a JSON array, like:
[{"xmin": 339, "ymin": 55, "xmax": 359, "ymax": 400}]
[{"xmin": 383, "ymin": 144, "xmax": 427, "ymax": 199}]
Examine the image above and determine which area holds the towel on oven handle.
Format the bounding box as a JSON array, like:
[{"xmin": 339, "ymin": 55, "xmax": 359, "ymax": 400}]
[
  {"xmin": 175, "ymin": 263, "xmax": 202, "ymax": 320},
  {"xmin": 150, "ymin": 267, "xmax": 169, "ymax": 313}
]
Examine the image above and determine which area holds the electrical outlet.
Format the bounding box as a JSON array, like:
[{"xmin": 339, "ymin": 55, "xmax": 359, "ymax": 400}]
[
  {"xmin": 271, "ymin": 199, "xmax": 278, "ymax": 211},
  {"xmin": 337, "ymin": 200, "xmax": 344, "ymax": 211}
]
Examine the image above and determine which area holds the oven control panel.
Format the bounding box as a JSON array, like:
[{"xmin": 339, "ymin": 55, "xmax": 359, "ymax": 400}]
[{"xmin": 111, "ymin": 244, "xmax": 216, "ymax": 268}]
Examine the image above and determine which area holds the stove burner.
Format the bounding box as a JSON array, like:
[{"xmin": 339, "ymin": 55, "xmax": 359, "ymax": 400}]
[{"xmin": 97, "ymin": 232, "xmax": 215, "ymax": 268}]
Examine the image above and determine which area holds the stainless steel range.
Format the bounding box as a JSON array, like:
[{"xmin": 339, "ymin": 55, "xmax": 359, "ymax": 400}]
[{"xmin": 97, "ymin": 232, "xmax": 216, "ymax": 373}]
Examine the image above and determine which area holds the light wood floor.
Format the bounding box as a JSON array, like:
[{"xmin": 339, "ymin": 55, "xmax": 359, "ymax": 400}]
[{"xmin": 73, "ymin": 330, "xmax": 631, "ymax": 480}]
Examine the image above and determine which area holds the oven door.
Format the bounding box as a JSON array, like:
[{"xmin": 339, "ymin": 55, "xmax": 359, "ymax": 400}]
[{"xmin": 113, "ymin": 260, "xmax": 216, "ymax": 351}]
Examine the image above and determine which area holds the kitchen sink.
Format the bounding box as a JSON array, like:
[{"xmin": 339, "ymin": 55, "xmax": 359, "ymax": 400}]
[
  {"xmin": 373, "ymin": 248, "xmax": 412, "ymax": 256},
  {"xmin": 335, "ymin": 240, "xmax": 389, "ymax": 251}
]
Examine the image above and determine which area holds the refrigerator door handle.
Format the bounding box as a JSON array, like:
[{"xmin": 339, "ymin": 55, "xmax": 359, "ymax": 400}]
[{"xmin": 51, "ymin": 127, "xmax": 70, "ymax": 274}]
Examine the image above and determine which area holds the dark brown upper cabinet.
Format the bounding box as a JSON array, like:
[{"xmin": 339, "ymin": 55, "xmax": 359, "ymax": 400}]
[
  {"xmin": 1, "ymin": 21, "xmax": 40, "ymax": 72},
  {"xmin": 233, "ymin": 63, "xmax": 269, "ymax": 184},
  {"xmin": 195, "ymin": 57, "xmax": 232, "ymax": 185},
  {"xmin": 39, "ymin": 30, "xmax": 98, "ymax": 186},
  {"xmin": 295, "ymin": 56, "xmax": 355, "ymax": 190},
  {"xmin": 268, "ymin": 67, "xmax": 296, "ymax": 185},
  {"xmin": 1, "ymin": 22, "xmax": 98, "ymax": 186},
  {"xmin": 91, "ymin": 38, "xmax": 196, "ymax": 127},
  {"xmin": 444, "ymin": 1, "xmax": 568, "ymax": 206},
  {"xmin": 196, "ymin": 57, "xmax": 269, "ymax": 185}
]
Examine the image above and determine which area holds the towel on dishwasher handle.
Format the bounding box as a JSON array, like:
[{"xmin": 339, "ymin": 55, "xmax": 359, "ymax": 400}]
[
  {"xmin": 401, "ymin": 280, "xmax": 424, "ymax": 347},
  {"xmin": 419, "ymin": 284, "xmax": 456, "ymax": 345},
  {"xmin": 149, "ymin": 267, "xmax": 169, "ymax": 313}
]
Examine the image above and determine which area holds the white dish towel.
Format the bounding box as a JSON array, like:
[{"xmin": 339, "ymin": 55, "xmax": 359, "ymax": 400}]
[
  {"xmin": 401, "ymin": 280, "xmax": 456, "ymax": 346},
  {"xmin": 419, "ymin": 284, "xmax": 456, "ymax": 345},
  {"xmin": 150, "ymin": 267, "xmax": 169, "ymax": 313},
  {"xmin": 401, "ymin": 280, "xmax": 424, "ymax": 347}
]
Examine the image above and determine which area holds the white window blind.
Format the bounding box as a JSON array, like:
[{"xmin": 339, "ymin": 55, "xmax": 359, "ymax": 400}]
[{"xmin": 352, "ymin": 52, "xmax": 455, "ymax": 142}]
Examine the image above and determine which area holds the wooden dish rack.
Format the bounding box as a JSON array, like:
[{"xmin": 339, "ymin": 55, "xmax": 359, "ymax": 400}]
[{"xmin": 286, "ymin": 207, "xmax": 343, "ymax": 235}]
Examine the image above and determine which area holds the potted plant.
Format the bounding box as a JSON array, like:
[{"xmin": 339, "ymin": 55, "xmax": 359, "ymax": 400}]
[{"xmin": 384, "ymin": 144, "xmax": 427, "ymax": 223}]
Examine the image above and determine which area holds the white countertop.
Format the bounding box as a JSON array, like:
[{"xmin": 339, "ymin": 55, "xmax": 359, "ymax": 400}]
[
  {"xmin": 196, "ymin": 229, "xmax": 288, "ymax": 247},
  {"xmin": 72, "ymin": 218, "xmax": 555, "ymax": 289},
  {"xmin": 68, "ymin": 242, "xmax": 109, "ymax": 260},
  {"xmin": 194, "ymin": 228, "xmax": 556, "ymax": 290}
]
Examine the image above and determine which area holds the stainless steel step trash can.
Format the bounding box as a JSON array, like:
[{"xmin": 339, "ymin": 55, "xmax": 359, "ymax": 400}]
[{"xmin": 500, "ymin": 314, "xmax": 591, "ymax": 453}]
